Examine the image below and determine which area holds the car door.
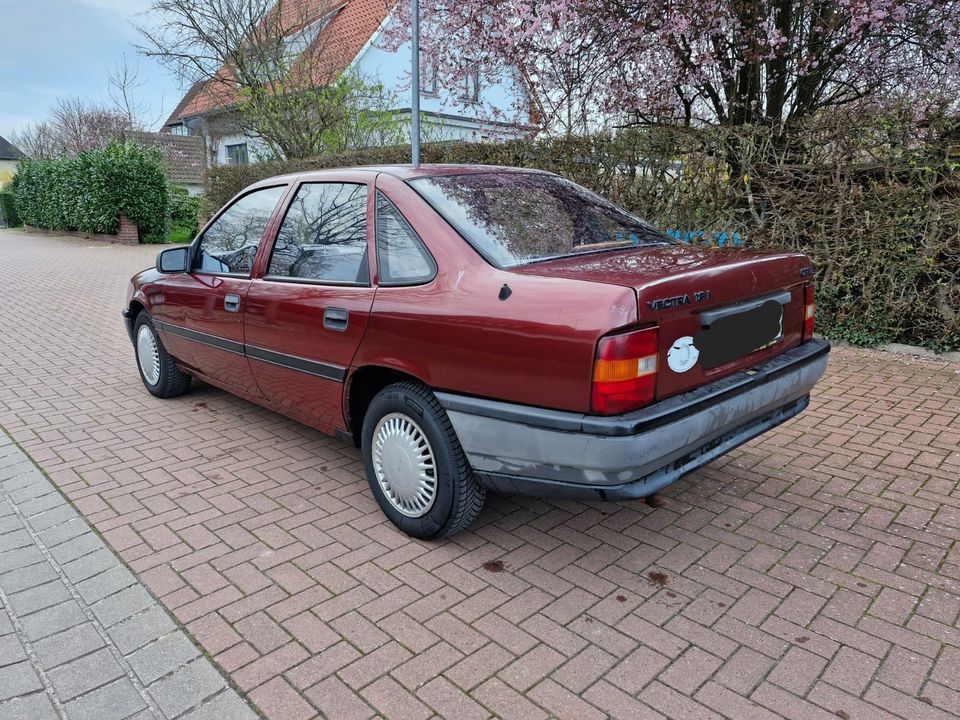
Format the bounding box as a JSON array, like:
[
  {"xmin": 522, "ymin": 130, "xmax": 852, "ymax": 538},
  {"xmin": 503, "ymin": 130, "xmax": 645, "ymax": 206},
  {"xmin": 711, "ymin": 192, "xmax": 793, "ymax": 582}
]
[
  {"xmin": 153, "ymin": 184, "xmax": 288, "ymax": 394},
  {"xmin": 243, "ymin": 179, "xmax": 376, "ymax": 430}
]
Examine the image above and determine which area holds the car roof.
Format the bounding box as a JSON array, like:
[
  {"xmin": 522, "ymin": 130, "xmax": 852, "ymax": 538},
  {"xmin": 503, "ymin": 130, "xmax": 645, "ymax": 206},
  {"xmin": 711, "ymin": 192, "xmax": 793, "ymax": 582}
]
[{"xmin": 250, "ymin": 164, "xmax": 552, "ymax": 188}]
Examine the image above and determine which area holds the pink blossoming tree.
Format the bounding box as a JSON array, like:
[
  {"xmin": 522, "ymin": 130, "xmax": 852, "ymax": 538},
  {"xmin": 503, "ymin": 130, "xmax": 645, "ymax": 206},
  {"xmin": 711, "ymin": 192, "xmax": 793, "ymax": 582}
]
[{"xmin": 385, "ymin": 0, "xmax": 960, "ymax": 132}]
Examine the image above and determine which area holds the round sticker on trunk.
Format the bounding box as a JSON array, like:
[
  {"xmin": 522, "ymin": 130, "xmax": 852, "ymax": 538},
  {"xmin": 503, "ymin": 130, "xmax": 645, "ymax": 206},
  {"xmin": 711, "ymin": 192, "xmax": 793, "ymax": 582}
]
[{"xmin": 668, "ymin": 336, "xmax": 699, "ymax": 373}]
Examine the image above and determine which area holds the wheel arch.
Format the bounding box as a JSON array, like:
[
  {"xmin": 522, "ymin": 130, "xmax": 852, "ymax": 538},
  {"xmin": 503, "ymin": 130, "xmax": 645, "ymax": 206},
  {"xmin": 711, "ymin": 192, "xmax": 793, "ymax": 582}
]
[
  {"xmin": 344, "ymin": 365, "xmax": 429, "ymax": 447},
  {"xmin": 128, "ymin": 299, "xmax": 147, "ymax": 320}
]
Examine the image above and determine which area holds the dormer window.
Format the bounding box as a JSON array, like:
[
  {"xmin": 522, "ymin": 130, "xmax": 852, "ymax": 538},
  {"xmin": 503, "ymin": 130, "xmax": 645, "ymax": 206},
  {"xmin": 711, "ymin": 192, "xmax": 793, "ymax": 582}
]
[
  {"xmin": 282, "ymin": 5, "xmax": 344, "ymax": 64},
  {"xmin": 247, "ymin": 3, "xmax": 346, "ymax": 82}
]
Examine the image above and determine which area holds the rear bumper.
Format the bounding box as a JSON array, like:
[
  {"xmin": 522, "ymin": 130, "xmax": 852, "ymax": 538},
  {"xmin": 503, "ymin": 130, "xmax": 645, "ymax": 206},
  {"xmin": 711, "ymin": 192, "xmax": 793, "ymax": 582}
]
[
  {"xmin": 121, "ymin": 308, "xmax": 135, "ymax": 345},
  {"xmin": 436, "ymin": 339, "xmax": 830, "ymax": 501}
]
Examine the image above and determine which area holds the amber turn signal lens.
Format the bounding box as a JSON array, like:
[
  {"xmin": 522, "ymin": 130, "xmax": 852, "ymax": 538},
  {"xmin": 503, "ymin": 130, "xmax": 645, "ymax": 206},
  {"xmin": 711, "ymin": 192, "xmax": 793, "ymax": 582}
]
[{"xmin": 593, "ymin": 355, "xmax": 657, "ymax": 383}]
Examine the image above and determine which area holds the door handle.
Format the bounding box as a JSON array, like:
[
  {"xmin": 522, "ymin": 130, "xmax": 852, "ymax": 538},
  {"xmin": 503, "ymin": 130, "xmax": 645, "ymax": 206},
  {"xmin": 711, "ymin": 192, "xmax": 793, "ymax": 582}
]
[
  {"xmin": 324, "ymin": 307, "xmax": 349, "ymax": 331},
  {"xmin": 224, "ymin": 293, "xmax": 241, "ymax": 313}
]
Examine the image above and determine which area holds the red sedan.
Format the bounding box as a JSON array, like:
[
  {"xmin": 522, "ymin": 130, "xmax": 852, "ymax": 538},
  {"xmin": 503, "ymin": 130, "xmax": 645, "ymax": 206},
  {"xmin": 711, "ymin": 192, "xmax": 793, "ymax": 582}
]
[{"xmin": 124, "ymin": 165, "xmax": 829, "ymax": 538}]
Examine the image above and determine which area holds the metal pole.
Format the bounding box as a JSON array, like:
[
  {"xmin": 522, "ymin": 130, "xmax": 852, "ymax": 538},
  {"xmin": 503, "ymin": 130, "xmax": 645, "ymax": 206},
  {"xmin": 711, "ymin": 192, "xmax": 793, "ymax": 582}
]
[{"xmin": 411, "ymin": 0, "xmax": 421, "ymax": 167}]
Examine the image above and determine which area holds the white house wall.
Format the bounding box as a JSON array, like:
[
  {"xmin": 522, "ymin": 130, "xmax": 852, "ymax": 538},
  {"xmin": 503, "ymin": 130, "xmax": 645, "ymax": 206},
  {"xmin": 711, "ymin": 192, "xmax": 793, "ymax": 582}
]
[{"xmin": 351, "ymin": 15, "xmax": 529, "ymax": 142}]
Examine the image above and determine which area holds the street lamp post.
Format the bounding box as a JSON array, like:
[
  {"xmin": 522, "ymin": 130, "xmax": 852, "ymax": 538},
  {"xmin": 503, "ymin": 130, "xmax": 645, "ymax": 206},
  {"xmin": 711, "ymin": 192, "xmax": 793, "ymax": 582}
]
[{"xmin": 411, "ymin": 0, "xmax": 421, "ymax": 168}]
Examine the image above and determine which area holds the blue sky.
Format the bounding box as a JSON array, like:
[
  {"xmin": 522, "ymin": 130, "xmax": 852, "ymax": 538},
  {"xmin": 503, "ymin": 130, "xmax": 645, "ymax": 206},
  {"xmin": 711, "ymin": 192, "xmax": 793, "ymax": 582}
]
[{"xmin": 0, "ymin": 0, "xmax": 182, "ymax": 140}]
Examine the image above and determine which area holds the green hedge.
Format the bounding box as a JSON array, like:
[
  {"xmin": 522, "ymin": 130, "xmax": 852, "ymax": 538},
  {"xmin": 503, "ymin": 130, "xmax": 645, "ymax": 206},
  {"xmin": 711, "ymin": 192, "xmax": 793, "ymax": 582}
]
[
  {"xmin": 168, "ymin": 184, "xmax": 202, "ymax": 237},
  {"xmin": 205, "ymin": 142, "xmax": 539, "ymax": 211},
  {"xmin": 14, "ymin": 142, "xmax": 168, "ymax": 241},
  {"xmin": 204, "ymin": 118, "xmax": 959, "ymax": 351},
  {"xmin": 0, "ymin": 190, "xmax": 18, "ymax": 227}
]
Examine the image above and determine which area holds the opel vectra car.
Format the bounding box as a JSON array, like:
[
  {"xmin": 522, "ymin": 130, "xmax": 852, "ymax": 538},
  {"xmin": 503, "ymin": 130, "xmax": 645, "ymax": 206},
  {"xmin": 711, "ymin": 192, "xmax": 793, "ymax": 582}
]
[{"xmin": 123, "ymin": 165, "xmax": 829, "ymax": 538}]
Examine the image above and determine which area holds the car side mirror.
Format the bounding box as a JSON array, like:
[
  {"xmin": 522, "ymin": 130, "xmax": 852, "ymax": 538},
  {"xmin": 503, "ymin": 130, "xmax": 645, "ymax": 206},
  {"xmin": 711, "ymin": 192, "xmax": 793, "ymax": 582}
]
[{"xmin": 157, "ymin": 247, "xmax": 189, "ymax": 274}]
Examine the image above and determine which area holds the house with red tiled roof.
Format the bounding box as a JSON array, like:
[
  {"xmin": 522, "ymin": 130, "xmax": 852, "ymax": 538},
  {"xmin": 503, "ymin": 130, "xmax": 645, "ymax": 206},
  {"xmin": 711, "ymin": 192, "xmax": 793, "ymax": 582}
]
[
  {"xmin": 162, "ymin": 0, "xmax": 536, "ymax": 165},
  {"xmin": 0, "ymin": 135, "xmax": 24, "ymax": 188}
]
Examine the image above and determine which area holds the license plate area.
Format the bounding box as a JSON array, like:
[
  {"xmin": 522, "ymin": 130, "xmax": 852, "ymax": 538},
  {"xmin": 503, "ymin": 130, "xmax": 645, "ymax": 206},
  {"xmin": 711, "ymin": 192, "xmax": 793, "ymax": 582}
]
[{"xmin": 696, "ymin": 297, "xmax": 785, "ymax": 370}]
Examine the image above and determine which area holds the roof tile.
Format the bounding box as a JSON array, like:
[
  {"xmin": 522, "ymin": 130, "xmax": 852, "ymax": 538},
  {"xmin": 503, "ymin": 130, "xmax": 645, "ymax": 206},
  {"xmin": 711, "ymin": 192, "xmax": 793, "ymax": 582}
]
[
  {"xmin": 0, "ymin": 135, "xmax": 24, "ymax": 161},
  {"xmin": 126, "ymin": 131, "xmax": 207, "ymax": 185},
  {"xmin": 166, "ymin": 0, "xmax": 395, "ymax": 125}
]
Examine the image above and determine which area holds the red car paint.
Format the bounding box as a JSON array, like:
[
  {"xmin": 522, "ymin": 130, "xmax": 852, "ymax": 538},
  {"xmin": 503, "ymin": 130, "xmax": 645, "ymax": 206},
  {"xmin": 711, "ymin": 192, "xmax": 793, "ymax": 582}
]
[{"xmin": 126, "ymin": 165, "xmax": 815, "ymax": 439}]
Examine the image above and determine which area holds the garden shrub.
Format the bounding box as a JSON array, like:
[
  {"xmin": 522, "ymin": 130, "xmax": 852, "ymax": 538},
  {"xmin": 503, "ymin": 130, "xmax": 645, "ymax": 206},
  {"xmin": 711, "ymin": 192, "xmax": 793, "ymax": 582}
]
[
  {"xmin": 0, "ymin": 190, "xmax": 18, "ymax": 227},
  {"xmin": 14, "ymin": 141, "xmax": 168, "ymax": 242},
  {"xmin": 167, "ymin": 184, "xmax": 202, "ymax": 237},
  {"xmin": 204, "ymin": 107, "xmax": 958, "ymax": 351}
]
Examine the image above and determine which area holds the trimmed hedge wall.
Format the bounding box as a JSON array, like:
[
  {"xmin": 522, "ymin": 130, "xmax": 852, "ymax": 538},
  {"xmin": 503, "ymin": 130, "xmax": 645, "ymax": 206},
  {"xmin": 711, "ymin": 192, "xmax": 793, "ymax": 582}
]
[
  {"xmin": 0, "ymin": 190, "xmax": 18, "ymax": 227},
  {"xmin": 205, "ymin": 119, "xmax": 959, "ymax": 351},
  {"xmin": 14, "ymin": 142, "xmax": 168, "ymax": 241},
  {"xmin": 168, "ymin": 185, "xmax": 203, "ymax": 237}
]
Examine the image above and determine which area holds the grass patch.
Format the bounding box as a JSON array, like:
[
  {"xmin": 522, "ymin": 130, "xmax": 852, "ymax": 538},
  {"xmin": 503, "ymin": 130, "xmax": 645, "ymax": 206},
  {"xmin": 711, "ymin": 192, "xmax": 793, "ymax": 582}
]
[{"xmin": 164, "ymin": 228, "xmax": 195, "ymax": 244}]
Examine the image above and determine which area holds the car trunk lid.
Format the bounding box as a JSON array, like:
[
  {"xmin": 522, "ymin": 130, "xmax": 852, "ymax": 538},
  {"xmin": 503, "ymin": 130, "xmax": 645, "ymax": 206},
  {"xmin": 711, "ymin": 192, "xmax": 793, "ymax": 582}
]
[{"xmin": 510, "ymin": 245, "xmax": 813, "ymax": 403}]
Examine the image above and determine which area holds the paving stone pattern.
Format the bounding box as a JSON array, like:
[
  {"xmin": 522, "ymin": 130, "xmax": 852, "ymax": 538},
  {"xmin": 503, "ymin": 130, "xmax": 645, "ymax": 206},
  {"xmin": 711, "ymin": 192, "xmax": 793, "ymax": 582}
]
[
  {"xmin": 0, "ymin": 430, "xmax": 257, "ymax": 719},
  {"xmin": 0, "ymin": 229, "xmax": 958, "ymax": 719}
]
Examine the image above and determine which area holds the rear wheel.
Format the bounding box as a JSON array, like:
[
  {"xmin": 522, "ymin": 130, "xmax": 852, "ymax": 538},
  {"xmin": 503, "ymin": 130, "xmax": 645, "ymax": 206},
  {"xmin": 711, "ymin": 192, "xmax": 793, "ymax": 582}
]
[
  {"xmin": 133, "ymin": 313, "xmax": 191, "ymax": 398},
  {"xmin": 362, "ymin": 382, "xmax": 485, "ymax": 539}
]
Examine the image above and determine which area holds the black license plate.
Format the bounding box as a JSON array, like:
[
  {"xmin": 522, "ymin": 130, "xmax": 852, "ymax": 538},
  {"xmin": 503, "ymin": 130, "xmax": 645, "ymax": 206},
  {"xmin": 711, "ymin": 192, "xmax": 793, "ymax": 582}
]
[{"xmin": 695, "ymin": 299, "xmax": 783, "ymax": 370}]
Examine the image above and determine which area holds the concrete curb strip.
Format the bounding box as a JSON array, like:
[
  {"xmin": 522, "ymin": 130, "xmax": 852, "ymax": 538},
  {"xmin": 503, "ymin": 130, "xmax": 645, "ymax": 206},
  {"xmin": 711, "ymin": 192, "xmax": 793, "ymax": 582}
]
[{"xmin": 0, "ymin": 432, "xmax": 259, "ymax": 720}]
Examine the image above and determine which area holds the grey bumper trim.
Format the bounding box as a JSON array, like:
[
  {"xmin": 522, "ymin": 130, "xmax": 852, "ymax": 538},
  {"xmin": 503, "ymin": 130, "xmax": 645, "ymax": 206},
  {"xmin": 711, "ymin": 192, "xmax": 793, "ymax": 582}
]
[
  {"xmin": 475, "ymin": 395, "xmax": 810, "ymax": 501},
  {"xmin": 437, "ymin": 340, "xmax": 829, "ymax": 493}
]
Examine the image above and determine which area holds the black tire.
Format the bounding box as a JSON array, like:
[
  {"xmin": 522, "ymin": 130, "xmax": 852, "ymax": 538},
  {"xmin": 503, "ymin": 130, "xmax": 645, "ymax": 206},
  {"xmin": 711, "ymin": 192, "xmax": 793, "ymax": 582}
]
[
  {"xmin": 361, "ymin": 382, "xmax": 485, "ymax": 539},
  {"xmin": 133, "ymin": 312, "xmax": 191, "ymax": 398}
]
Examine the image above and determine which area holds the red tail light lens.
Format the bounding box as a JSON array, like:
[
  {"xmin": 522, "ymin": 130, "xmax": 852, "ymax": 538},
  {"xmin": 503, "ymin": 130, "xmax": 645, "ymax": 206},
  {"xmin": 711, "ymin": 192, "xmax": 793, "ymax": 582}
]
[
  {"xmin": 592, "ymin": 327, "xmax": 658, "ymax": 415},
  {"xmin": 803, "ymin": 285, "xmax": 815, "ymax": 341}
]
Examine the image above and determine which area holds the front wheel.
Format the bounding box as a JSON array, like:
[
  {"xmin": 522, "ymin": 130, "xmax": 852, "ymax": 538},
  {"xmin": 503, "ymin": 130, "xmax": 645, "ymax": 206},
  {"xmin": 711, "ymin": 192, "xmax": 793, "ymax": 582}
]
[
  {"xmin": 362, "ymin": 382, "xmax": 485, "ymax": 539},
  {"xmin": 133, "ymin": 313, "xmax": 191, "ymax": 398}
]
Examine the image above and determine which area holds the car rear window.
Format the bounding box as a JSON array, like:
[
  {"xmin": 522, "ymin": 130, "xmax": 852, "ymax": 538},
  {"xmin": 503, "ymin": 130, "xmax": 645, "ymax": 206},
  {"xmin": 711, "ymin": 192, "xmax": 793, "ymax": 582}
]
[{"xmin": 408, "ymin": 172, "xmax": 673, "ymax": 268}]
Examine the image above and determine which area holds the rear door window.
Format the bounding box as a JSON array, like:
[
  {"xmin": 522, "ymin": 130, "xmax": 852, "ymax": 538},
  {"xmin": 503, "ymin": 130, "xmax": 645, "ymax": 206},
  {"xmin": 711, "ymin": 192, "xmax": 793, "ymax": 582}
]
[
  {"xmin": 267, "ymin": 183, "xmax": 369, "ymax": 284},
  {"xmin": 194, "ymin": 185, "xmax": 286, "ymax": 275}
]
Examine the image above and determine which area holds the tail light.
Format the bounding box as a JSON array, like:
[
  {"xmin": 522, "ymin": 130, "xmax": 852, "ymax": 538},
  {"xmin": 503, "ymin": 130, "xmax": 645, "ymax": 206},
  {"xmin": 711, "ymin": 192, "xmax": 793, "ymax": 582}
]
[
  {"xmin": 803, "ymin": 285, "xmax": 815, "ymax": 341},
  {"xmin": 592, "ymin": 326, "xmax": 658, "ymax": 415}
]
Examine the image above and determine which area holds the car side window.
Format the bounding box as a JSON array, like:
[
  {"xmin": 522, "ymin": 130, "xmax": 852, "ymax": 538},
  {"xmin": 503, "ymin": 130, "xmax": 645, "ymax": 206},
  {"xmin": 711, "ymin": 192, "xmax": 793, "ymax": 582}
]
[
  {"xmin": 376, "ymin": 192, "xmax": 436, "ymax": 285},
  {"xmin": 194, "ymin": 185, "xmax": 286, "ymax": 275},
  {"xmin": 267, "ymin": 183, "xmax": 369, "ymax": 284}
]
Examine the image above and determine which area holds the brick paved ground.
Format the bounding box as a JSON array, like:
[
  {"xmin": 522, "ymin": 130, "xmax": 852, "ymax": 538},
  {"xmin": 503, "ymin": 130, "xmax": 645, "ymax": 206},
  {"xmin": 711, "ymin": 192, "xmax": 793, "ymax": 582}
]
[
  {"xmin": 0, "ymin": 430, "xmax": 255, "ymax": 719},
  {"xmin": 0, "ymin": 228, "xmax": 958, "ymax": 720}
]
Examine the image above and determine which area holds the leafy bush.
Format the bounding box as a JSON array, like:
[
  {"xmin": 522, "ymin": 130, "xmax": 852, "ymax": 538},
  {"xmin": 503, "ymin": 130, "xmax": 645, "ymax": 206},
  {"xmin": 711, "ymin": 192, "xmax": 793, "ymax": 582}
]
[
  {"xmin": 205, "ymin": 108, "xmax": 959, "ymax": 351},
  {"xmin": 14, "ymin": 141, "xmax": 168, "ymax": 241},
  {"xmin": 167, "ymin": 184, "xmax": 202, "ymax": 237},
  {"xmin": 0, "ymin": 190, "xmax": 19, "ymax": 227}
]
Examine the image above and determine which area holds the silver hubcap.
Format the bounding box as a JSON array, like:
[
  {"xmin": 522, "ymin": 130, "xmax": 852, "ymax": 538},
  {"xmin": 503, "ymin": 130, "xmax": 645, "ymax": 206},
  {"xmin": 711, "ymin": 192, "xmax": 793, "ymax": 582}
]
[
  {"xmin": 372, "ymin": 413, "xmax": 437, "ymax": 517},
  {"xmin": 136, "ymin": 325, "xmax": 161, "ymax": 386}
]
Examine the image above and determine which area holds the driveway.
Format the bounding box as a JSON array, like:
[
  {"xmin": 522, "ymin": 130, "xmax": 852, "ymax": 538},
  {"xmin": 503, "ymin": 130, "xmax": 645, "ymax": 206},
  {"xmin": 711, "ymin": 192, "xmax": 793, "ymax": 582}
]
[{"xmin": 1, "ymin": 229, "xmax": 958, "ymax": 720}]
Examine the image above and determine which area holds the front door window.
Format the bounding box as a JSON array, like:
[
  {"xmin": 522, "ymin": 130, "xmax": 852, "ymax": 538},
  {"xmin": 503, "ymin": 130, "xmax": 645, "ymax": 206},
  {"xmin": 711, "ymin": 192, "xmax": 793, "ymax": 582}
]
[{"xmin": 194, "ymin": 185, "xmax": 287, "ymax": 275}]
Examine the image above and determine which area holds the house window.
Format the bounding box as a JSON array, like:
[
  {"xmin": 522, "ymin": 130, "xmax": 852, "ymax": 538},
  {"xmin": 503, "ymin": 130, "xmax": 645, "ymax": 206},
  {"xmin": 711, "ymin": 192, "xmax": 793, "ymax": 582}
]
[
  {"xmin": 282, "ymin": 6, "xmax": 344, "ymax": 64},
  {"xmin": 421, "ymin": 57, "xmax": 438, "ymax": 96},
  {"xmin": 460, "ymin": 62, "xmax": 480, "ymax": 102},
  {"xmin": 226, "ymin": 143, "xmax": 249, "ymax": 165},
  {"xmin": 169, "ymin": 124, "xmax": 188, "ymax": 136}
]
